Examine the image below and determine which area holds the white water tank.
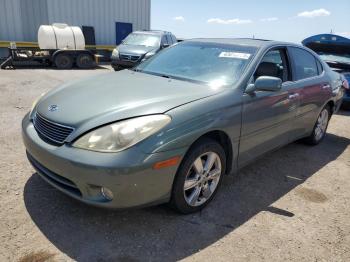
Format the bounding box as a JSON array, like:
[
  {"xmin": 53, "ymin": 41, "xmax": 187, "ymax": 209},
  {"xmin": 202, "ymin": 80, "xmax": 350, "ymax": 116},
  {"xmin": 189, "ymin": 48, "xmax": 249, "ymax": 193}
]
[{"xmin": 38, "ymin": 23, "xmax": 85, "ymax": 50}]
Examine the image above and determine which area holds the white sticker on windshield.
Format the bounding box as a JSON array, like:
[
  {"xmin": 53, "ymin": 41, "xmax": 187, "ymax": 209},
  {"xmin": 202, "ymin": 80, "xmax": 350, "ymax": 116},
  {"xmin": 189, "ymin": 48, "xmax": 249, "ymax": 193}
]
[{"xmin": 219, "ymin": 52, "xmax": 251, "ymax": 59}]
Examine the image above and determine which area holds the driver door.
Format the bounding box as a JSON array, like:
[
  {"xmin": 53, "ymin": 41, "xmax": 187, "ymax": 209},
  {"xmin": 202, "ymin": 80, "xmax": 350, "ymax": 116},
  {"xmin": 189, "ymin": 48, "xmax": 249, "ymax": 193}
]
[{"xmin": 238, "ymin": 47, "xmax": 299, "ymax": 167}]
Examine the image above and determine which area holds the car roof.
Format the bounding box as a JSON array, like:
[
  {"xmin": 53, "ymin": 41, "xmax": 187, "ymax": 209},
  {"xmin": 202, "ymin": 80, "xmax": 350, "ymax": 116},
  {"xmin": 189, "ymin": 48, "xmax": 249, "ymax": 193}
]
[
  {"xmin": 132, "ymin": 30, "xmax": 171, "ymax": 35},
  {"xmin": 186, "ymin": 38, "xmax": 294, "ymax": 48}
]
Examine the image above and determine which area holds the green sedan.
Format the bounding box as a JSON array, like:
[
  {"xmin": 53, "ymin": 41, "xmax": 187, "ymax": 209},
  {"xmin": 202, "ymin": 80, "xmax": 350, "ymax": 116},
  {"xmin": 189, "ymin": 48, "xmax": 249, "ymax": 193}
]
[{"xmin": 22, "ymin": 39, "xmax": 344, "ymax": 213}]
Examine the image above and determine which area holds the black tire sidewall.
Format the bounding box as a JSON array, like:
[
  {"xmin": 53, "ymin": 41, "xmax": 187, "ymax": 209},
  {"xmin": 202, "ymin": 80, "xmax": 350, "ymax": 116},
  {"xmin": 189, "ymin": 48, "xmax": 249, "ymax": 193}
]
[
  {"xmin": 76, "ymin": 54, "xmax": 95, "ymax": 69},
  {"xmin": 55, "ymin": 54, "xmax": 73, "ymax": 69},
  {"xmin": 309, "ymin": 105, "xmax": 331, "ymax": 145},
  {"xmin": 170, "ymin": 138, "xmax": 226, "ymax": 214}
]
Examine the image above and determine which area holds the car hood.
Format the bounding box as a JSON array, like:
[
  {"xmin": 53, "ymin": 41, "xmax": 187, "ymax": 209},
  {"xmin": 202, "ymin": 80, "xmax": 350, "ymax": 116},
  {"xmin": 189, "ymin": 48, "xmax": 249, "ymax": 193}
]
[
  {"xmin": 118, "ymin": 44, "xmax": 157, "ymax": 56},
  {"xmin": 35, "ymin": 70, "xmax": 224, "ymax": 134}
]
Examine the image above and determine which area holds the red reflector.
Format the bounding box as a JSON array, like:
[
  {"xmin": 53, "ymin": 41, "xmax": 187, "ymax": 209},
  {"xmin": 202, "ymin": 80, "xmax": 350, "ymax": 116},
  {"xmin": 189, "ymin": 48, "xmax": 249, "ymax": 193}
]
[{"xmin": 153, "ymin": 156, "xmax": 181, "ymax": 169}]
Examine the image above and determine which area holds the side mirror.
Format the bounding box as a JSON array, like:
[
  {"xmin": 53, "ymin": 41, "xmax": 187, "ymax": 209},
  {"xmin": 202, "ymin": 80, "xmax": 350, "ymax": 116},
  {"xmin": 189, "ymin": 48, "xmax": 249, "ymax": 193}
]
[{"xmin": 246, "ymin": 76, "xmax": 282, "ymax": 93}]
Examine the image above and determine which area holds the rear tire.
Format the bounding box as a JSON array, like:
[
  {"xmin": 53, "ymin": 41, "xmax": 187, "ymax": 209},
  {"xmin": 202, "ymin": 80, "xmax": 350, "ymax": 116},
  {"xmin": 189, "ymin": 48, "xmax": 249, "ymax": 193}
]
[
  {"xmin": 54, "ymin": 54, "xmax": 73, "ymax": 69},
  {"xmin": 76, "ymin": 53, "xmax": 95, "ymax": 69},
  {"xmin": 303, "ymin": 105, "xmax": 331, "ymax": 145},
  {"xmin": 170, "ymin": 138, "xmax": 226, "ymax": 214}
]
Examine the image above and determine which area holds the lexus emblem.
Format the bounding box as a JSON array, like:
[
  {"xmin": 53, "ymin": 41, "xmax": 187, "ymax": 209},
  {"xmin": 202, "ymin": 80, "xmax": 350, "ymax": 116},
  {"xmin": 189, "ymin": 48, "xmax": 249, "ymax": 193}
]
[{"xmin": 48, "ymin": 104, "xmax": 58, "ymax": 112}]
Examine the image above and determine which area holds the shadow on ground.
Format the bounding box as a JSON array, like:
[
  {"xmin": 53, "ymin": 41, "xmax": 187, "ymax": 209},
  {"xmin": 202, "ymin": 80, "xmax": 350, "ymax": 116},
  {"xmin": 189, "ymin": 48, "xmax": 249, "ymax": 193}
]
[
  {"xmin": 1, "ymin": 61, "xmax": 110, "ymax": 70},
  {"xmin": 23, "ymin": 133, "xmax": 349, "ymax": 261},
  {"xmin": 336, "ymin": 108, "xmax": 350, "ymax": 116}
]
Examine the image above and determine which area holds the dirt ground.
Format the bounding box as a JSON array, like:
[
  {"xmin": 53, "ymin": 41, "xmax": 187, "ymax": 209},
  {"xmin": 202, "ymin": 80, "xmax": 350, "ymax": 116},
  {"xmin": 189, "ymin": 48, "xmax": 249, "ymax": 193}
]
[{"xmin": 0, "ymin": 66, "xmax": 349, "ymax": 262}]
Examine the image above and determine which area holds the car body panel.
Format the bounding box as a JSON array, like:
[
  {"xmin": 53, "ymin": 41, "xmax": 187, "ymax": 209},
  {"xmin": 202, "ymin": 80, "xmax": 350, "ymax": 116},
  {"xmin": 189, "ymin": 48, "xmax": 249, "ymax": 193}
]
[
  {"xmin": 301, "ymin": 34, "xmax": 350, "ymax": 106},
  {"xmin": 118, "ymin": 45, "xmax": 157, "ymax": 56},
  {"xmin": 239, "ymin": 85, "xmax": 296, "ymax": 167},
  {"xmin": 111, "ymin": 31, "xmax": 177, "ymax": 69},
  {"xmin": 22, "ymin": 114, "xmax": 187, "ymax": 208},
  {"xmin": 34, "ymin": 70, "xmax": 225, "ymax": 141},
  {"xmin": 22, "ymin": 38, "xmax": 344, "ymax": 209}
]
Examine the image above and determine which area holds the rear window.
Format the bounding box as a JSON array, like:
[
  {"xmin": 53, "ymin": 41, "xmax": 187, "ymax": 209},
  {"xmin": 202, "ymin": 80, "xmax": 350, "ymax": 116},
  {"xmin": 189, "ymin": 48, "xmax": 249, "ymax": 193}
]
[
  {"xmin": 316, "ymin": 59, "xmax": 323, "ymax": 74},
  {"xmin": 289, "ymin": 47, "xmax": 318, "ymax": 80}
]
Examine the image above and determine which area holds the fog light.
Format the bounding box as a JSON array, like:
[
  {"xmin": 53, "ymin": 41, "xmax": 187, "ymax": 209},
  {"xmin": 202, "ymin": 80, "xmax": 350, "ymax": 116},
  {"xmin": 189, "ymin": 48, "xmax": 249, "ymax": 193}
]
[{"xmin": 101, "ymin": 187, "xmax": 114, "ymax": 201}]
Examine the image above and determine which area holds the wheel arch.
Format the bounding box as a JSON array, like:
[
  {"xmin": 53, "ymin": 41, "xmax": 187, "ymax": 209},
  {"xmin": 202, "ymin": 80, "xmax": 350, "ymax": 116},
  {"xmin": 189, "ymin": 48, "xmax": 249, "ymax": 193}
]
[
  {"xmin": 181, "ymin": 130, "xmax": 234, "ymax": 175},
  {"xmin": 326, "ymin": 100, "xmax": 335, "ymax": 114}
]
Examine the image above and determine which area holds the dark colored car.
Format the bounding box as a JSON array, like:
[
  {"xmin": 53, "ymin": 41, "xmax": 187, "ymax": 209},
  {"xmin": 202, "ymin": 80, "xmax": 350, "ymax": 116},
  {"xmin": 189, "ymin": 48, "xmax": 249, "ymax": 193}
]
[
  {"xmin": 111, "ymin": 30, "xmax": 177, "ymax": 71},
  {"xmin": 303, "ymin": 34, "xmax": 350, "ymax": 108},
  {"xmin": 23, "ymin": 39, "xmax": 344, "ymax": 214}
]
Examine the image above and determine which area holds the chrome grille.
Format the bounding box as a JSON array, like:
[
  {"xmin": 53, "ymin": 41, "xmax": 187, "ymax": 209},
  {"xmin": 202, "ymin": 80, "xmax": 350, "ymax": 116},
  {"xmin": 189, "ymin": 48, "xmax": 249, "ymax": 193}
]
[
  {"xmin": 120, "ymin": 53, "xmax": 141, "ymax": 62},
  {"xmin": 33, "ymin": 113, "xmax": 74, "ymax": 144}
]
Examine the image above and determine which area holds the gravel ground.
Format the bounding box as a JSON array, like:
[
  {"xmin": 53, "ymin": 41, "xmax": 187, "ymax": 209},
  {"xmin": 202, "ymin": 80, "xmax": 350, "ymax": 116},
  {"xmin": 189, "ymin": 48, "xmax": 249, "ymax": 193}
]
[{"xmin": 0, "ymin": 66, "xmax": 349, "ymax": 262}]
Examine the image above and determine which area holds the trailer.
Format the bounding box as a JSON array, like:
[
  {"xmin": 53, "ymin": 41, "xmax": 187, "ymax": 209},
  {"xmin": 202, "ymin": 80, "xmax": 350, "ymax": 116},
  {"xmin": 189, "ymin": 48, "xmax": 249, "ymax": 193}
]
[
  {"xmin": 1, "ymin": 46, "xmax": 97, "ymax": 69},
  {"xmin": 1, "ymin": 23, "xmax": 97, "ymax": 70}
]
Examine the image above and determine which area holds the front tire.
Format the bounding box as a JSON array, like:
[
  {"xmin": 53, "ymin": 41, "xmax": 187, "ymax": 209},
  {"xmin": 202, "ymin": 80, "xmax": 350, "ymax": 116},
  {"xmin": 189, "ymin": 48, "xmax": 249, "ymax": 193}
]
[
  {"xmin": 112, "ymin": 65, "xmax": 122, "ymax": 71},
  {"xmin": 303, "ymin": 105, "xmax": 331, "ymax": 145},
  {"xmin": 170, "ymin": 138, "xmax": 226, "ymax": 214}
]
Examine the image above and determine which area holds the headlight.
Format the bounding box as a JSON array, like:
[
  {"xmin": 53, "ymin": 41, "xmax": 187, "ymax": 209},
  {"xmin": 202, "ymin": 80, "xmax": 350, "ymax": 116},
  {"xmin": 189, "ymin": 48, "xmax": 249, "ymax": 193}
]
[
  {"xmin": 144, "ymin": 52, "xmax": 155, "ymax": 59},
  {"xmin": 73, "ymin": 115, "xmax": 171, "ymax": 153},
  {"xmin": 111, "ymin": 48, "xmax": 119, "ymax": 59},
  {"xmin": 141, "ymin": 52, "xmax": 156, "ymax": 62}
]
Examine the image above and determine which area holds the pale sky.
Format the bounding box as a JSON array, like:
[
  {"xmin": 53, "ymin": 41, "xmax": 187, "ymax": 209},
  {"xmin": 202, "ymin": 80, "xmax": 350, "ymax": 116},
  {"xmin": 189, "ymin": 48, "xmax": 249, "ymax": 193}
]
[{"xmin": 151, "ymin": 0, "xmax": 350, "ymax": 43}]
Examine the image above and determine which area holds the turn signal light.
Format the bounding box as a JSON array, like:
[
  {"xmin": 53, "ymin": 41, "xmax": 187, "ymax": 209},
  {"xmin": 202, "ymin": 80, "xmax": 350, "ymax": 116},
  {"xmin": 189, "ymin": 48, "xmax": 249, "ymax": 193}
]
[{"xmin": 153, "ymin": 156, "xmax": 181, "ymax": 169}]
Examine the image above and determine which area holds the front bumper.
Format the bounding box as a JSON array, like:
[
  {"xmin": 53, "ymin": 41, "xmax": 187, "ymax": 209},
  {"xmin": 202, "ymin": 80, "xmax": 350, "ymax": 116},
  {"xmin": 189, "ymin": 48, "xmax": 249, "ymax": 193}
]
[
  {"xmin": 111, "ymin": 59, "xmax": 139, "ymax": 68},
  {"xmin": 22, "ymin": 114, "xmax": 187, "ymax": 209}
]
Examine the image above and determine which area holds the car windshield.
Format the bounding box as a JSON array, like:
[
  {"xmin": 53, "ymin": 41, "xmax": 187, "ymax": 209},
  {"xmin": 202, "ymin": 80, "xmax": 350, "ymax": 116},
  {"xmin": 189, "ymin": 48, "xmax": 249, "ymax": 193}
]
[
  {"xmin": 317, "ymin": 53, "xmax": 350, "ymax": 65},
  {"xmin": 123, "ymin": 33, "xmax": 160, "ymax": 47},
  {"xmin": 135, "ymin": 41, "xmax": 256, "ymax": 87}
]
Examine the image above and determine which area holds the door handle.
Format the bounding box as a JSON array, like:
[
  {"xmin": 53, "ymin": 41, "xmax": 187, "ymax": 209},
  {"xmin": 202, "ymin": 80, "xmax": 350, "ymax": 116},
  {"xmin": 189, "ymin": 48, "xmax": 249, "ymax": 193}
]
[
  {"xmin": 288, "ymin": 93, "xmax": 300, "ymax": 99},
  {"xmin": 322, "ymin": 84, "xmax": 331, "ymax": 89}
]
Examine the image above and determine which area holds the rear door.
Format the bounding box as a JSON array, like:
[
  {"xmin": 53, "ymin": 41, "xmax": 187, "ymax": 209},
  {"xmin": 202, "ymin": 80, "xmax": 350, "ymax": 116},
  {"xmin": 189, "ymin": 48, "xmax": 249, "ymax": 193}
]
[
  {"xmin": 287, "ymin": 46, "xmax": 329, "ymax": 137},
  {"xmin": 239, "ymin": 47, "xmax": 298, "ymax": 167}
]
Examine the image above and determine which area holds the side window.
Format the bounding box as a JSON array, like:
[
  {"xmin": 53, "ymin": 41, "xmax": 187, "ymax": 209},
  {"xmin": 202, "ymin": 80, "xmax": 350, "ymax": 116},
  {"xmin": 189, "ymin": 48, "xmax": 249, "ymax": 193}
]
[
  {"xmin": 161, "ymin": 35, "xmax": 167, "ymax": 46},
  {"xmin": 172, "ymin": 34, "xmax": 177, "ymax": 43},
  {"xmin": 316, "ymin": 59, "xmax": 323, "ymax": 75},
  {"xmin": 289, "ymin": 47, "xmax": 318, "ymax": 80},
  {"xmin": 254, "ymin": 49, "xmax": 290, "ymax": 82},
  {"xmin": 166, "ymin": 34, "xmax": 173, "ymax": 45}
]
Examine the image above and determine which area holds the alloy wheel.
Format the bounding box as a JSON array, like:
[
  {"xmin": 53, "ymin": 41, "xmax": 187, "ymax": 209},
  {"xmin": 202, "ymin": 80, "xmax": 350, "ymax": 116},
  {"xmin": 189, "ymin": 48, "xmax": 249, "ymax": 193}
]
[
  {"xmin": 315, "ymin": 109, "xmax": 329, "ymax": 141},
  {"xmin": 183, "ymin": 152, "xmax": 222, "ymax": 207}
]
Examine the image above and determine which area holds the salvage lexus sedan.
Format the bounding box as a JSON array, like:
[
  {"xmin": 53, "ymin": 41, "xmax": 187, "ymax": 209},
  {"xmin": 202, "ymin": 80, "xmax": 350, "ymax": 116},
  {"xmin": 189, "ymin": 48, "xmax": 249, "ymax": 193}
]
[{"xmin": 22, "ymin": 39, "xmax": 344, "ymax": 214}]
